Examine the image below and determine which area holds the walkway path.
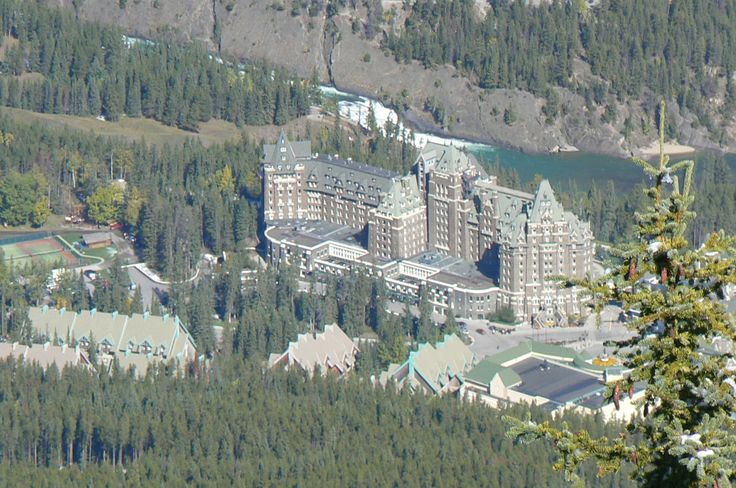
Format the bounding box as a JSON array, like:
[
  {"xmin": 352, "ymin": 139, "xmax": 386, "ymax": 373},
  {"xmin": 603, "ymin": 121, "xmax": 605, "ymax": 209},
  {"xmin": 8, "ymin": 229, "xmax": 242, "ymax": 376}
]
[
  {"xmin": 121, "ymin": 262, "xmax": 201, "ymax": 286},
  {"xmin": 56, "ymin": 234, "xmax": 105, "ymax": 266}
]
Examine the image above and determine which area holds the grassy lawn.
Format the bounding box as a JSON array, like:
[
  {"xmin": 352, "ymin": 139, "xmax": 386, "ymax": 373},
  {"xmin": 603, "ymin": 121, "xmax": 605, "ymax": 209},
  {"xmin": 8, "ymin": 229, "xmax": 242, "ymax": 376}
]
[
  {"xmin": 0, "ymin": 107, "xmax": 243, "ymax": 148},
  {"xmin": 82, "ymin": 246, "xmax": 117, "ymax": 260},
  {"xmin": 0, "ymin": 214, "xmax": 65, "ymax": 235}
]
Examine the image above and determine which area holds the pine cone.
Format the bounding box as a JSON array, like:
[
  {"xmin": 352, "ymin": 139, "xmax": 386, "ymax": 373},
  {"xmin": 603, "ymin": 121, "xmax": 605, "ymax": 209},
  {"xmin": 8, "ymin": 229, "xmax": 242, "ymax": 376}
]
[
  {"xmin": 627, "ymin": 259, "xmax": 638, "ymax": 280},
  {"xmin": 614, "ymin": 383, "xmax": 621, "ymax": 411}
]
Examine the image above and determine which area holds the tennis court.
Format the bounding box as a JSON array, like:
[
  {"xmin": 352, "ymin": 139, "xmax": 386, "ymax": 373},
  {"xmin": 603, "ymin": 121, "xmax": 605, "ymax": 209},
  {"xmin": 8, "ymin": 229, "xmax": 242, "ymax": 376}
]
[{"xmin": 0, "ymin": 236, "xmax": 79, "ymax": 269}]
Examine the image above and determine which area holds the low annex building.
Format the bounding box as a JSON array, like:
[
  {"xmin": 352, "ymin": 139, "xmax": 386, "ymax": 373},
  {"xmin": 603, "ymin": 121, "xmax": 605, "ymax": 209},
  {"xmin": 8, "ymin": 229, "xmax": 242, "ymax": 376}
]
[
  {"xmin": 378, "ymin": 334, "xmax": 476, "ymax": 395},
  {"xmin": 462, "ymin": 341, "xmax": 643, "ymax": 420},
  {"xmin": 261, "ymin": 132, "xmax": 595, "ymax": 324},
  {"xmin": 268, "ymin": 324, "xmax": 359, "ymax": 375},
  {"xmin": 82, "ymin": 232, "xmax": 113, "ymax": 249},
  {"xmin": 27, "ymin": 306, "xmax": 199, "ymax": 376},
  {"xmin": 0, "ymin": 342, "xmax": 92, "ymax": 371}
]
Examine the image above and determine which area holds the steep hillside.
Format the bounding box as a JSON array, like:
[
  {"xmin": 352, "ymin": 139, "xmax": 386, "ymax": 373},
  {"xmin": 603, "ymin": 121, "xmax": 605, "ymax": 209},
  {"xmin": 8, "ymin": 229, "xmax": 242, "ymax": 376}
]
[{"xmin": 49, "ymin": 0, "xmax": 736, "ymax": 157}]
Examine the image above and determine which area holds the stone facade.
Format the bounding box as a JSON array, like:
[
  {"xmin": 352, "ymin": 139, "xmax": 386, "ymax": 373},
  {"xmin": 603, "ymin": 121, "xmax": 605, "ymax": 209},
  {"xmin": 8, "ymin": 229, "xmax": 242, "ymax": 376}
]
[
  {"xmin": 261, "ymin": 133, "xmax": 595, "ymax": 323},
  {"xmin": 419, "ymin": 143, "xmax": 594, "ymax": 322},
  {"xmin": 368, "ymin": 175, "xmax": 427, "ymax": 260}
]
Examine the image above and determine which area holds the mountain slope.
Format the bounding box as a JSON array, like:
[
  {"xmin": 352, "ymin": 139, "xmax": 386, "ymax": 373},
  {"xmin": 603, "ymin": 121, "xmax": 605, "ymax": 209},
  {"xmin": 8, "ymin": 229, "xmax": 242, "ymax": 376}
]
[{"xmin": 50, "ymin": 0, "xmax": 736, "ymax": 156}]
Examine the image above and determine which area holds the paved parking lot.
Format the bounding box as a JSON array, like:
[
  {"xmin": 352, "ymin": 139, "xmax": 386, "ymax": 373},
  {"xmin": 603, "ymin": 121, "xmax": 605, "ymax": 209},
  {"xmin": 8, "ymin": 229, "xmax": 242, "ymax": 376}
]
[{"xmin": 464, "ymin": 305, "xmax": 636, "ymax": 359}]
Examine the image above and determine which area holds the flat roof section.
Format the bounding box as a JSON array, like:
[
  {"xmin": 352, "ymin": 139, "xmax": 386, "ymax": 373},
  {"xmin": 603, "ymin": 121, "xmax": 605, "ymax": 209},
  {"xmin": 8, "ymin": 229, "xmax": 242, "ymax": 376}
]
[
  {"xmin": 266, "ymin": 221, "xmax": 363, "ymax": 249},
  {"xmin": 405, "ymin": 251, "xmax": 497, "ymax": 291},
  {"xmin": 407, "ymin": 251, "xmax": 460, "ymax": 269},
  {"xmin": 509, "ymin": 357, "xmax": 605, "ymax": 406},
  {"xmin": 266, "ymin": 227, "xmax": 324, "ymax": 248},
  {"xmin": 429, "ymin": 270, "xmax": 496, "ymax": 291}
]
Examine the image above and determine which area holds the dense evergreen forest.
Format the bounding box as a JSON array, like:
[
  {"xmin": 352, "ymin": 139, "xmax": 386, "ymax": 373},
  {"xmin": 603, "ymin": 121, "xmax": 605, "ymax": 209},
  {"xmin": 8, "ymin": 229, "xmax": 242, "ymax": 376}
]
[
  {"xmin": 2, "ymin": 239, "xmax": 630, "ymax": 487},
  {"xmin": 386, "ymin": 0, "xmax": 736, "ymax": 140},
  {"xmin": 0, "ymin": 356, "xmax": 636, "ymax": 487},
  {"xmin": 0, "ymin": 0, "xmax": 315, "ymax": 129}
]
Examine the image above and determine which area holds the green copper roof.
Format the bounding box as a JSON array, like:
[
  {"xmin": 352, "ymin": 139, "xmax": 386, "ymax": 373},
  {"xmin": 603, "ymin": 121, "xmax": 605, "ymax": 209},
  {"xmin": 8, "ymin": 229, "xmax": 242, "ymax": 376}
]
[
  {"xmin": 382, "ymin": 334, "xmax": 476, "ymax": 394},
  {"xmin": 465, "ymin": 358, "xmax": 521, "ymax": 387},
  {"xmin": 488, "ymin": 341, "xmax": 579, "ymax": 365}
]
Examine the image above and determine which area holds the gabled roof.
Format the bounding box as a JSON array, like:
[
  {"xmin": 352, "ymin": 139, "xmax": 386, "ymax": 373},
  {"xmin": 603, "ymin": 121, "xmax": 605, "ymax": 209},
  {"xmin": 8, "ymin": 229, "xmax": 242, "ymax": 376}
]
[
  {"xmin": 381, "ymin": 334, "xmax": 476, "ymax": 394},
  {"xmin": 305, "ymin": 155, "xmax": 397, "ymax": 202},
  {"xmin": 487, "ymin": 341, "xmax": 580, "ymax": 366},
  {"xmin": 528, "ymin": 180, "xmax": 564, "ymax": 224},
  {"xmin": 268, "ymin": 324, "xmax": 359, "ymax": 375},
  {"xmin": 28, "ymin": 306, "xmax": 76, "ymax": 339},
  {"xmin": 376, "ymin": 175, "xmax": 424, "ymax": 217},
  {"xmin": 72, "ymin": 309, "xmax": 127, "ymax": 346},
  {"xmin": 122, "ymin": 313, "xmax": 190, "ymax": 357},
  {"xmin": 418, "ymin": 142, "xmax": 487, "ymax": 177},
  {"xmin": 464, "ymin": 357, "xmax": 521, "ymax": 387},
  {"xmin": 262, "ymin": 130, "xmax": 312, "ymax": 165},
  {"xmin": 0, "ymin": 342, "xmax": 91, "ymax": 371},
  {"xmin": 26, "ymin": 307, "xmax": 197, "ymax": 366}
]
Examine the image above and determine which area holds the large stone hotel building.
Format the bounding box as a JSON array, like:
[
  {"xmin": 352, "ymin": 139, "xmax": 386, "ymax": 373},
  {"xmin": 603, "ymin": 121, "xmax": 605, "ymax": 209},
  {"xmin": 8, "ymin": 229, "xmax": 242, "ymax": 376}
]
[{"xmin": 261, "ymin": 132, "xmax": 594, "ymax": 325}]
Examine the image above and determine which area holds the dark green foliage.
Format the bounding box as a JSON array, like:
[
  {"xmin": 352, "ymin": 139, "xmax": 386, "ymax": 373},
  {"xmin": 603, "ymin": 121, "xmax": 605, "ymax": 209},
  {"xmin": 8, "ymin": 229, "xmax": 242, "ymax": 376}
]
[
  {"xmin": 507, "ymin": 103, "xmax": 736, "ymax": 486},
  {"xmin": 89, "ymin": 256, "xmax": 132, "ymax": 315},
  {"xmin": 0, "ymin": 172, "xmax": 47, "ymax": 226},
  {"xmin": 386, "ymin": 0, "xmax": 736, "ymax": 130},
  {"xmin": 488, "ymin": 306, "xmax": 517, "ymax": 325},
  {"xmin": 0, "ymin": 356, "xmax": 634, "ymax": 487},
  {"xmin": 503, "ymin": 105, "xmax": 516, "ymax": 126},
  {"xmin": 306, "ymin": 116, "xmax": 418, "ymax": 175},
  {"xmin": 424, "ymin": 96, "xmax": 446, "ymax": 126},
  {"xmin": 0, "ymin": 112, "xmax": 264, "ymax": 277},
  {"xmin": 0, "ymin": 0, "xmax": 315, "ymax": 130}
]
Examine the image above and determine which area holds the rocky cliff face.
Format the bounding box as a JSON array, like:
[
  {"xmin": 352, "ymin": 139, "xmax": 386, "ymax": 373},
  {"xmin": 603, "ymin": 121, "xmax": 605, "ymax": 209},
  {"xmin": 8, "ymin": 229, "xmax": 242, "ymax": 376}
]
[{"xmin": 50, "ymin": 0, "xmax": 735, "ymax": 156}]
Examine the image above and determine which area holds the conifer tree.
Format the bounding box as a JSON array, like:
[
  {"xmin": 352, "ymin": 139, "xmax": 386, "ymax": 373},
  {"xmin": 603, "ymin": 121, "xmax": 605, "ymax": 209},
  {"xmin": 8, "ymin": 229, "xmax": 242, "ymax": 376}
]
[{"xmin": 505, "ymin": 102, "xmax": 736, "ymax": 487}]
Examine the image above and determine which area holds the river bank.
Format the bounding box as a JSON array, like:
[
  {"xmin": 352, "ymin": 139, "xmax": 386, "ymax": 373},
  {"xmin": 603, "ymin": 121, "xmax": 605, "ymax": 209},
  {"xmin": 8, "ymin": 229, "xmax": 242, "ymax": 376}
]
[
  {"xmin": 320, "ymin": 85, "xmax": 645, "ymax": 191},
  {"xmin": 634, "ymin": 140, "xmax": 697, "ymax": 158}
]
